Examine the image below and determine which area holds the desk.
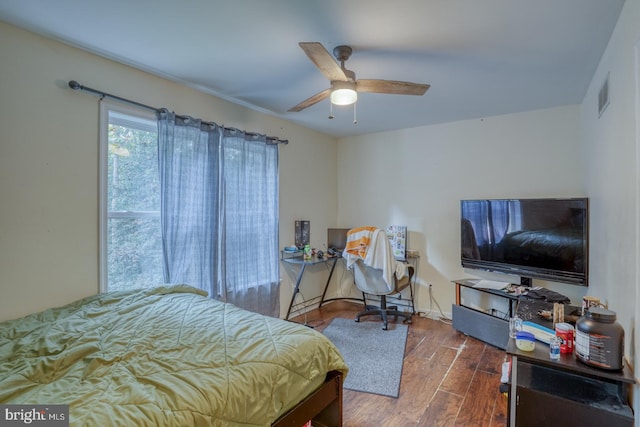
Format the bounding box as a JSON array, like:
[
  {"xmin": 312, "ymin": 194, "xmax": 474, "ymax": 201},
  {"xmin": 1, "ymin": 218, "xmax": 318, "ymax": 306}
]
[
  {"xmin": 282, "ymin": 253, "xmax": 419, "ymax": 321},
  {"xmin": 281, "ymin": 254, "xmax": 340, "ymax": 320}
]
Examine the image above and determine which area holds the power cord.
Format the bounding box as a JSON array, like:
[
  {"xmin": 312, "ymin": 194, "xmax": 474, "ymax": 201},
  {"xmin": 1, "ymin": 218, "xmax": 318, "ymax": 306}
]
[{"xmin": 421, "ymin": 284, "xmax": 452, "ymax": 324}]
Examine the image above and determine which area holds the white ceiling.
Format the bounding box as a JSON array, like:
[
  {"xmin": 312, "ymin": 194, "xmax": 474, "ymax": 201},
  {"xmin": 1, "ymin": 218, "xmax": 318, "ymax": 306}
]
[{"xmin": 0, "ymin": 0, "xmax": 626, "ymax": 138}]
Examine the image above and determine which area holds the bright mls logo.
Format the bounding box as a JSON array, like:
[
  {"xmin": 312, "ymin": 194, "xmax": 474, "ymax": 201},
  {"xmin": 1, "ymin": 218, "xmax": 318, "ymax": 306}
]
[{"xmin": 0, "ymin": 405, "xmax": 68, "ymax": 426}]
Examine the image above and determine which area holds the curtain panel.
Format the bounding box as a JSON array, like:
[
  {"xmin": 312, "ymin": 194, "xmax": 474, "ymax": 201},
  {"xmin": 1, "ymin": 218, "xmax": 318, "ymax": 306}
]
[
  {"xmin": 218, "ymin": 129, "xmax": 280, "ymax": 315},
  {"xmin": 157, "ymin": 110, "xmax": 280, "ymax": 316}
]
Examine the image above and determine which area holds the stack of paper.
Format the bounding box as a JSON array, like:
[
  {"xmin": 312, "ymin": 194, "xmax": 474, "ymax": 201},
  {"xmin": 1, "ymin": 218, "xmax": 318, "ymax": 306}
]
[{"xmin": 471, "ymin": 280, "xmax": 509, "ymax": 290}]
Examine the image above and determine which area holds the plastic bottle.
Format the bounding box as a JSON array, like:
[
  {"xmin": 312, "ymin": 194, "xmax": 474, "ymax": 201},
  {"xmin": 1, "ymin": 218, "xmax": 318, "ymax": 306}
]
[
  {"xmin": 549, "ymin": 336, "xmax": 561, "ymax": 360},
  {"xmin": 303, "ymin": 244, "xmax": 312, "ymax": 260},
  {"xmin": 575, "ymin": 307, "xmax": 624, "ymax": 370}
]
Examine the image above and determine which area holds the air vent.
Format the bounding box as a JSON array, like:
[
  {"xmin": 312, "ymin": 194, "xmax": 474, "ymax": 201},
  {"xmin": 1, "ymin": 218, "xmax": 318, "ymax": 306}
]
[{"xmin": 598, "ymin": 73, "xmax": 610, "ymax": 117}]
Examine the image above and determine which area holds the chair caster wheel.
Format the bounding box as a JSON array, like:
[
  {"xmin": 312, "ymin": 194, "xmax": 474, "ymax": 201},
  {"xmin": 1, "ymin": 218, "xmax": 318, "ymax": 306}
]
[{"xmin": 354, "ymin": 317, "xmax": 360, "ymax": 323}]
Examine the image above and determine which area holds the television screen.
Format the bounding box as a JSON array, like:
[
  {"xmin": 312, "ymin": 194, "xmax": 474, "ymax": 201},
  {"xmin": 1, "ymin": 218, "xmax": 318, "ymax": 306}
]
[{"xmin": 461, "ymin": 198, "xmax": 588, "ymax": 285}]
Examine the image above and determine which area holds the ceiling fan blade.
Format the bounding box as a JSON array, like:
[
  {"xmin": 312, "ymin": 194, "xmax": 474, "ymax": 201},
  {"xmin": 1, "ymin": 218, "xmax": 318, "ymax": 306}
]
[
  {"xmin": 357, "ymin": 79, "xmax": 430, "ymax": 95},
  {"xmin": 288, "ymin": 88, "xmax": 332, "ymax": 112},
  {"xmin": 299, "ymin": 42, "xmax": 348, "ymax": 82}
]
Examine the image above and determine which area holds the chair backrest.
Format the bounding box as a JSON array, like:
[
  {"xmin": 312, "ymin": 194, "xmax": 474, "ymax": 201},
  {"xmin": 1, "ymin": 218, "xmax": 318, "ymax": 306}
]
[{"xmin": 353, "ymin": 259, "xmax": 413, "ymax": 296}]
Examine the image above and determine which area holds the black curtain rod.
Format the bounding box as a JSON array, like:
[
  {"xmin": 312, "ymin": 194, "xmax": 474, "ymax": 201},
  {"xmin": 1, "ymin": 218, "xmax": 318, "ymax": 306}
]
[{"xmin": 68, "ymin": 80, "xmax": 288, "ymax": 145}]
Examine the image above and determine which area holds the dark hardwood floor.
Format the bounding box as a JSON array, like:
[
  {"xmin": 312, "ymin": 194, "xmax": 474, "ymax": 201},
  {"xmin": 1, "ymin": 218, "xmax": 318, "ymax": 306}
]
[{"xmin": 292, "ymin": 301, "xmax": 509, "ymax": 427}]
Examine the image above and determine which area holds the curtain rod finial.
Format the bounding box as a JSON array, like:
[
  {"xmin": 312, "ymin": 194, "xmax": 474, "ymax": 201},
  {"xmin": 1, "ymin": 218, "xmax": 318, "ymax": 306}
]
[{"xmin": 68, "ymin": 80, "xmax": 81, "ymax": 90}]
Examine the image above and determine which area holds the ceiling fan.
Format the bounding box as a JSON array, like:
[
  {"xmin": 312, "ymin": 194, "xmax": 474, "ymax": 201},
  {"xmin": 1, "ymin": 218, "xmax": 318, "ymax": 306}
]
[{"xmin": 288, "ymin": 42, "xmax": 430, "ymax": 113}]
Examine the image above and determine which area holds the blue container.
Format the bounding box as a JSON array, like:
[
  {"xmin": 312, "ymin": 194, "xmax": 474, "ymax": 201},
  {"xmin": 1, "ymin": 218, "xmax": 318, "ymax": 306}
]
[{"xmin": 515, "ymin": 331, "xmax": 536, "ymax": 352}]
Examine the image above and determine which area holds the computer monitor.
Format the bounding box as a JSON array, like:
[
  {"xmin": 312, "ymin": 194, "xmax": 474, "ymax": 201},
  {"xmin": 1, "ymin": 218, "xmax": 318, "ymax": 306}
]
[{"xmin": 327, "ymin": 228, "xmax": 350, "ymax": 251}]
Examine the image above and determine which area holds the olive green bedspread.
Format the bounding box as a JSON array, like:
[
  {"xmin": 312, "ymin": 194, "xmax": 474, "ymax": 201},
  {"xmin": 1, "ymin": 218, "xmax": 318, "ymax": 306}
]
[{"xmin": 0, "ymin": 285, "xmax": 347, "ymax": 426}]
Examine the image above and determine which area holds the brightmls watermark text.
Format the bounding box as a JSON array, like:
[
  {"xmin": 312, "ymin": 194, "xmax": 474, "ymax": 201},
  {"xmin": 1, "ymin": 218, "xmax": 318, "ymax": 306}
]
[{"xmin": 0, "ymin": 405, "xmax": 68, "ymax": 426}]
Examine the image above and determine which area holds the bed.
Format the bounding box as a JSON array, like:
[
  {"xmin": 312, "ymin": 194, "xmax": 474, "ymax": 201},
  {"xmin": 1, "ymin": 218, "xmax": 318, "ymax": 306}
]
[{"xmin": 0, "ymin": 285, "xmax": 348, "ymax": 426}]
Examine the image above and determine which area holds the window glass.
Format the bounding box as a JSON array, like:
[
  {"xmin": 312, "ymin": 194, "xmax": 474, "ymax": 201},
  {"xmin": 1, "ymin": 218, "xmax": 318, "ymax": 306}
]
[{"xmin": 101, "ymin": 104, "xmax": 164, "ymax": 291}]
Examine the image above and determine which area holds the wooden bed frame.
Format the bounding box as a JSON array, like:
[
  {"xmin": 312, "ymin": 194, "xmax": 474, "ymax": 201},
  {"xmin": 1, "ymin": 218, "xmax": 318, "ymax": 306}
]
[{"xmin": 272, "ymin": 370, "xmax": 343, "ymax": 427}]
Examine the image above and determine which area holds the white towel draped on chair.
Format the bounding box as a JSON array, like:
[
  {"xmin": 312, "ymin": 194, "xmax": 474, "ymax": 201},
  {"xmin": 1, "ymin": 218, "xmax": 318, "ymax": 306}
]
[{"xmin": 343, "ymin": 226, "xmax": 408, "ymax": 289}]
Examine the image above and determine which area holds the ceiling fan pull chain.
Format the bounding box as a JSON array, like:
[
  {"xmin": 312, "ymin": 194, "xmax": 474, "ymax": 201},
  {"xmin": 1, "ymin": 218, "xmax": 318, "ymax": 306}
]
[
  {"xmin": 329, "ymin": 102, "xmax": 334, "ymax": 119},
  {"xmin": 353, "ymin": 103, "xmax": 357, "ymax": 125}
]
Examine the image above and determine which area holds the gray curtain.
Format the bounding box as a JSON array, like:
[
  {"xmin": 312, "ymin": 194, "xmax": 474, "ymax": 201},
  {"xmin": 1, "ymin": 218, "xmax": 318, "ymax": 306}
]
[
  {"xmin": 157, "ymin": 110, "xmax": 279, "ymax": 316},
  {"xmin": 218, "ymin": 129, "xmax": 279, "ymax": 316}
]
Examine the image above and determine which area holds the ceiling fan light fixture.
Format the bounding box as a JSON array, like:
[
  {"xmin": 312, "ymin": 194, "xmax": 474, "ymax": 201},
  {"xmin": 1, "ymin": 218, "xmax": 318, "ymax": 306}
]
[{"xmin": 330, "ymin": 81, "xmax": 357, "ymax": 106}]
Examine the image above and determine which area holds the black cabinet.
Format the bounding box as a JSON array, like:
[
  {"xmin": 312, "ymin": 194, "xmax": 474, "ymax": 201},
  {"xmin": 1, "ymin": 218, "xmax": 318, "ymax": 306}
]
[{"xmin": 508, "ymin": 340, "xmax": 634, "ymax": 426}]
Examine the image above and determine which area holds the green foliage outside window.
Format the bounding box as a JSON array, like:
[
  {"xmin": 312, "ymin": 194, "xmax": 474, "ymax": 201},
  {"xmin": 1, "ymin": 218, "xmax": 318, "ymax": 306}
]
[{"xmin": 107, "ymin": 120, "xmax": 164, "ymax": 291}]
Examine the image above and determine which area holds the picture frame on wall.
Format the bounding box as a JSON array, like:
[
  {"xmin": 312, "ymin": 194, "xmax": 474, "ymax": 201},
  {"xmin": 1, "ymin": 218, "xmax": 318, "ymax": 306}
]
[
  {"xmin": 386, "ymin": 225, "xmax": 407, "ymax": 260},
  {"xmin": 295, "ymin": 220, "xmax": 310, "ymax": 248}
]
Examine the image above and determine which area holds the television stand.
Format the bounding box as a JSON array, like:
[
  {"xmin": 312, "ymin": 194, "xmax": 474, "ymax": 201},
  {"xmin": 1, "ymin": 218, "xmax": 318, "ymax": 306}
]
[{"xmin": 451, "ymin": 279, "xmax": 520, "ymax": 349}]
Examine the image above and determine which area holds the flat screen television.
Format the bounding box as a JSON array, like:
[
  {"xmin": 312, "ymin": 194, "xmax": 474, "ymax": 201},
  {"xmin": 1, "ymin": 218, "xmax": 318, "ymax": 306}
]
[{"xmin": 461, "ymin": 198, "xmax": 588, "ymax": 285}]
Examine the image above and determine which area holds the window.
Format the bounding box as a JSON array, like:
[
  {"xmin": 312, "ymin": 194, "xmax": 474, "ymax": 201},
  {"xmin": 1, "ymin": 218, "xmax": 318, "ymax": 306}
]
[
  {"xmin": 99, "ymin": 102, "xmax": 163, "ymax": 291},
  {"xmin": 99, "ymin": 103, "xmax": 280, "ymax": 315}
]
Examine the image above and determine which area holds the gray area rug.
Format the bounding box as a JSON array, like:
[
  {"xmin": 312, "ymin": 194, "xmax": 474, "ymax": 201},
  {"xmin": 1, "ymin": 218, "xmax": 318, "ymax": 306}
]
[{"xmin": 322, "ymin": 317, "xmax": 408, "ymax": 398}]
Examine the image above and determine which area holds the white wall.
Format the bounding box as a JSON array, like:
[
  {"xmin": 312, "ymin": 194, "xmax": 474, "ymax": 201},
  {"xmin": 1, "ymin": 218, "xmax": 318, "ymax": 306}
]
[
  {"xmin": 581, "ymin": 0, "xmax": 640, "ymax": 353},
  {"xmin": 579, "ymin": 0, "xmax": 640, "ymax": 417},
  {"xmin": 336, "ymin": 105, "xmax": 587, "ymax": 316},
  {"xmin": 0, "ymin": 21, "xmax": 338, "ymax": 321}
]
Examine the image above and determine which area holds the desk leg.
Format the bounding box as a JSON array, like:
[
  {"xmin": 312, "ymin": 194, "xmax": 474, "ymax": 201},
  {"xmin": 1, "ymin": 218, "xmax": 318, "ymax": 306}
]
[
  {"xmin": 408, "ymin": 280, "xmax": 416, "ymax": 314},
  {"xmin": 318, "ymin": 258, "xmax": 339, "ymax": 308},
  {"xmin": 286, "ymin": 264, "xmax": 307, "ymax": 320}
]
